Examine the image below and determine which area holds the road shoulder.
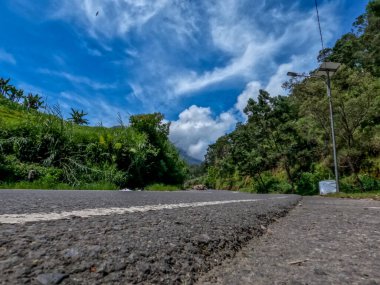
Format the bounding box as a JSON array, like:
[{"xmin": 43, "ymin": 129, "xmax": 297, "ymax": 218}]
[{"xmin": 197, "ymin": 197, "xmax": 380, "ymax": 285}]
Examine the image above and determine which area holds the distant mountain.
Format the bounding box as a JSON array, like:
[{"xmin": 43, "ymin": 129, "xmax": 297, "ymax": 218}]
[{"xmin": 177, "ymin": 148, "xmax": 202, "ymax": 165}]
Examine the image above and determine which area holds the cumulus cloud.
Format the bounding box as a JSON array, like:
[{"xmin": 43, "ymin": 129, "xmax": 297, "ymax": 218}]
[
  {"xmin": 235, "ymin": 52, "xmax": 325, "ymax": 117},
  {"xmin": 0, "ymin": 49, "xmax": 16, "ymax": 65},
  {"xmin": 170, "ymin": 105, "xmax": 236, "ymax": 161}
]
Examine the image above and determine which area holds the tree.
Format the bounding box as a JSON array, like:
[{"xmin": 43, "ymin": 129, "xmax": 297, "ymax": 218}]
[
  {"xmin": 129, "ymin": 113, "xmax": 187, "ymax": 187},
  {"xmin": 23, "ymin": 93, "xmax": 44, "ymax": 110},
  {"xmin": 0, "ymin": 78, "xmax": 11, "ymax": 97},
  {"xmin": 129, "ymin": 113, "xmax": 170, "ymax": 145},
  {"xmin": 68, "ymin": 108, "xmax": 89, "ymax": 125},
  {"xmin": 0, "ymin": 78, "xmax": 24, "ymax": 102}
]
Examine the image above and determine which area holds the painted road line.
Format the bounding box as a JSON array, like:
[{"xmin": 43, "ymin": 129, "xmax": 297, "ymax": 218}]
[{"xmin": 0, "ymin": 197, "xmax": 288, "ymax": 224}]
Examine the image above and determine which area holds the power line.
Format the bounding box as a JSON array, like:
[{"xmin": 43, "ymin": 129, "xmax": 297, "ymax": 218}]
[{"xmin": 314, "ymin": 0, "xmax": 325, "ymax": 52}]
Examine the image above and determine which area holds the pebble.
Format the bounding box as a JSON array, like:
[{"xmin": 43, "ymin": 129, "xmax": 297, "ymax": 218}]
[{"xmin": 36, "ymin": 273, "xmax": 67, "ymax": 285}]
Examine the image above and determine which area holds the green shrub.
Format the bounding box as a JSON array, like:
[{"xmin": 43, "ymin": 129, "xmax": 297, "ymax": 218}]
[
  {"xmin": 252, "ymin": 173, "xmax": 280, "ymax": 194},
  {"xmin": 340, "ymin": 175, "xmax": 380, "ymax": 192},
  {"xmin": 274, "ymin": 180, "xmax": 293, "ymax": 193},
  {"xmin": 359, "ymin": 175, "xmax": 380, "ymax": 191},
  {"xmin": 296, "ymin": 172, "xmax": 319, "ymax": 195}
]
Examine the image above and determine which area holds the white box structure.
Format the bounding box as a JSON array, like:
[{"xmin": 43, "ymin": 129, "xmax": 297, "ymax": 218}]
[{"xmin": 319, "ymin": 180, "xmax": 337, "ymax": 195}]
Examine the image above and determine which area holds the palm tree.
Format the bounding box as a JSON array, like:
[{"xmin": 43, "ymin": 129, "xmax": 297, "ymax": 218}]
[
  {"xmin": 23, "ymin": 93, "xmax": 44, "ymax": 110},
  {"xmin": 69, "ymin": 108, "xmax": 89, "ymax": 125},
  {"xmin": 0, "ymin": 78, "xmax": 10, "ymax": 97}
]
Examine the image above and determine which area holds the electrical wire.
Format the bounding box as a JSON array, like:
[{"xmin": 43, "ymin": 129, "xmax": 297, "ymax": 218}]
[{"xmin": 314, "ymin": 0, "xmax": 325, "ymax": 52}]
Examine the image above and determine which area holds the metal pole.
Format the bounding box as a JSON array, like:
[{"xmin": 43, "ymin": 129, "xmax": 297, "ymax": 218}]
[{"xmin": 326, "ymin": 71, "xmax": 340, "ymax": 192}]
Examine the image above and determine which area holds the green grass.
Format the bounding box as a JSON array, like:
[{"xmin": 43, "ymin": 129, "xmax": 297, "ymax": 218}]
[
  {"xmin": 144, "ymin": 183, "xmax": 182, "ymax": 191},
  {"xmin": 0, "ymin": 105, "xmax": 26, "ymax": 126},
  {"xmin": 0, "ymin": 181, "xmax": 118, "ymax": 190},
  {"xmin": 325, "ymin": 191, "xmax": 380, "ymax": 201}
]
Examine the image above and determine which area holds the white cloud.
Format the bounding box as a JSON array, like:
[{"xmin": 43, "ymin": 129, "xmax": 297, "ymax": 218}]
[
  {"xmin": 169, "ymin": 105, "xmax": 236, "ymax": 160},
  {"xmin": 265, "ymin": 54, "xmax": 315, "ymax": 96},
  {"xmin": 171, "ymin": 41, "xmax": 277, "ymax": 96},
  {"xmin": 234, "ymin": 54, "xmax": 316, "ymax": 117},
  {"xmin": 171, "ymin": 1, "xmax": 339, "ymax": 97},
  {"xmin": 0, "ymin": 49, "xmax": 16, "ymax": 65},
  {"xmin": 234, "ymin": 81, "xmax": 262, "ymax": 115},
  {"xmin": 51, "ymin": 0, "xmax": 170, "ymax": 39},
  {"xmin": 27, "ymin": 0, "xmax": 340, "ymax": 110},
  {"xmin": 39, "ymin": 69, "xmax": 116, "ymax": 90}
]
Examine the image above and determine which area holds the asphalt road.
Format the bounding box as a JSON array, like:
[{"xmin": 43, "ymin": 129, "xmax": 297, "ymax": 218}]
[
  {"xmin": 0, "ymin": 189, "xmax": 294, "ymax": 215},
  {"xmin": 0, "ymin": 190, "xmax": 300, "ymax": 284},
  {"xmin": 198, "ymin": 197, "xmax": 380, "ymax": 285}
]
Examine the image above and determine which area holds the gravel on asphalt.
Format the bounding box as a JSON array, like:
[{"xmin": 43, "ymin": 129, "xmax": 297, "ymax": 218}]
[{"xmin": 197, "ymin": 196, "xmax": 380, "ymax": 285}]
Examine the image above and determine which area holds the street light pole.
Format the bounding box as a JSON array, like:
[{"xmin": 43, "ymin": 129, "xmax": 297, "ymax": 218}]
[
  {"xmin": 287, "ymin": 62, "xmax": 341, "ymax": 193},
  {"xmin": 325, "ymin": 71, "xmax": 340, "ymax": 193}
]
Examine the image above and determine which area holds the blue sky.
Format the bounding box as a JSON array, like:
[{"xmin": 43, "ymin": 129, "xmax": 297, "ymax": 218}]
[{"xmin": 0, "ymin": 0, "xmax": 369, "ymax": 160}]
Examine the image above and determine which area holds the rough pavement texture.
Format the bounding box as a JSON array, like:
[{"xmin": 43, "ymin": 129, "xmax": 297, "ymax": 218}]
[
  {"xmin": 197, "ymin": 197, "xmax": 380, "ymax": 285},
  {"xmin": 0, "ymin": 191, "xmax": 299, "ymax": 284},
  {"xmin": 0, "ymin": 190, "xmax": 289, "ymax": 215}
]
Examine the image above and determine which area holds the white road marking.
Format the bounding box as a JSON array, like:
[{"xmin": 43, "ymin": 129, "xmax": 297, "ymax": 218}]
[
  {"xmin": 367, "ymin": 207, "xmax": 380, "ymax": 210},
  {"xmin": 0, "ymin": 197, "xmax": 288, "ymax": 224}
]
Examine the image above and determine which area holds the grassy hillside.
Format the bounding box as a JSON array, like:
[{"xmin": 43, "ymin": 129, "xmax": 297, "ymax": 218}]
[{"xmin": 0, "ymin": 89, "xmax": 188, "ymax": 190}]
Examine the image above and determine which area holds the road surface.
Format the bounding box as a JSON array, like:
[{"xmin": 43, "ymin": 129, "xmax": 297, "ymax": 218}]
[
  {"xmin": 0, "ymin": 190, "xmax": 299, "ymax": 284},
  {"xmin": 198, "ymin": 196, "xmax": 380, "ymax": 285}
]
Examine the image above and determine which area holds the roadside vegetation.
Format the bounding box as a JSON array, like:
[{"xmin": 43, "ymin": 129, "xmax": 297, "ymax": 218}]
[
  {"xmin": 195, "ymin": 1, "xmax": 380, "ymax": 195},
  {"xmin": 0, "ymin": 84, "xmax": 188, "ymax": 190},
  {"xmin": 326, "ymin": 192, "xmax": 380, "ymax": 201}
]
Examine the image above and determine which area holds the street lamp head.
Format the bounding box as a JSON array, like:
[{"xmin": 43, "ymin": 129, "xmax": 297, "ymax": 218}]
[
  {"xmin": 314, "ymin": 62, "xmax": 341, "ymax": 77},
  {"xmin": 319, "ymin": 62, "xmax": 341, "ymax": 71}
]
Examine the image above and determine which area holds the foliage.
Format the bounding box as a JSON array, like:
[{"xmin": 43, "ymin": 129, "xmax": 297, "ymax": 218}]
[
  {"xmin": 68, "ymin": 108, "xmax": 89, "ymax": 125},
  {"xmin": 325, "ymin": 191, "xmax": 380, "ymax": 200},
  {"xmin": 0, "ymin": 80, "xmax": 188, "ymax": 189},
  {"xmin": 0, "ymin": 181, "xmax": 118, "ymax": 190},
  {"xmin": 23, "ymin": 93, "xmax": 44, "ymax": 110},
  {"xmin": 204, "ymin": 1, "xmax": 380, "ymax": 194}
]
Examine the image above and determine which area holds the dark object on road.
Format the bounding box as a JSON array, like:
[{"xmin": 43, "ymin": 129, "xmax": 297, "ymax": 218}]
[{"xmin": 192, "ymin": 184, "xmax": 208, "ymax": 190}]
